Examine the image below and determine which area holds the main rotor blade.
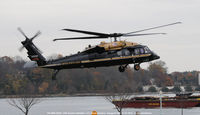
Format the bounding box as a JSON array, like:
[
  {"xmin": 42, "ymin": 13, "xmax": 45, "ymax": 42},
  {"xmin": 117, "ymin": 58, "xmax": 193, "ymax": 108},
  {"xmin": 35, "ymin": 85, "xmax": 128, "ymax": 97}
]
[
  {"xmin": 53, "ymin": 36, "xmax": 108, "ymax": 41},
  {"xmin": 123, "ymin": 33, "xmax": 166, "ymax": 37},
  {"xmin": 62, "ymin": 28, "xmax": 109, "ymax": 36},
  {"xmin": 18, "ymin": 27, "xmax": 29, "ymax": 39},
  {"xmin": 124, "ymin": 22, "xmax": 181, "ymax": 35}
]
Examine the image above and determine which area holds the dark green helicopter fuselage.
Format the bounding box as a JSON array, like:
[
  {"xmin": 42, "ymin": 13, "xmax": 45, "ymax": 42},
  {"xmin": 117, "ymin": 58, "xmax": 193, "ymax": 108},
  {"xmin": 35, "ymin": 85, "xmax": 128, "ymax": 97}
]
[
  {"xmin": 22, "ymin": 37, "xmax": 159, "ymax": 80},
  {"xmin": 42, "ymin": 45, "xmax": 159, "ymax": 70}
]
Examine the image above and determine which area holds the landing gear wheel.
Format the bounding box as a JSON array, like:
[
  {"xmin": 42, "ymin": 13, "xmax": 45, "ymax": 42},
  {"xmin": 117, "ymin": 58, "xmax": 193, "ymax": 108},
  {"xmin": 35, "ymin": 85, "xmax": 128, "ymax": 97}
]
[
  {"xmin": 119, "ymin": 66, "xmax": 125, "ymax": 72},
  {"xmin": 134, "ymin": 64, "xmax": 140, "ymax": 71}
]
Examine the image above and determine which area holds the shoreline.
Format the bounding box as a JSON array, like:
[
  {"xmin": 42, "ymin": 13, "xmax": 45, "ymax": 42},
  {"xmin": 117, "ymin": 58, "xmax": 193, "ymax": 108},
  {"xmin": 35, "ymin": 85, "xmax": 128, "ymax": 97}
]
[
  {"xmin": 0, "ymin": 93, "xmax": 114, "ymax": 98},
  {"xmin": 2, "ymin": 92, "xmax": 200, "ymax": 98}
]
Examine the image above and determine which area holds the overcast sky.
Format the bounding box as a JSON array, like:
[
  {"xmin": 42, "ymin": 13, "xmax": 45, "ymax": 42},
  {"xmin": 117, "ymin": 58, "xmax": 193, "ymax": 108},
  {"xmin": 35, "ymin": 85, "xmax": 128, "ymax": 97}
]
[{"xmin": 0, "ymin": 0, "xmax": 199, "ymax": 72}]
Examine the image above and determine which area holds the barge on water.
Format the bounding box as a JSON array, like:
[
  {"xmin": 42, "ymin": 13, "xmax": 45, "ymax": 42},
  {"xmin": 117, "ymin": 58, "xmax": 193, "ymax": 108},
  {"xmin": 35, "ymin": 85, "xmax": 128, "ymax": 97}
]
[{"xmin": 112, "ymin": 93, "xmax": 200, "ymax": 108}]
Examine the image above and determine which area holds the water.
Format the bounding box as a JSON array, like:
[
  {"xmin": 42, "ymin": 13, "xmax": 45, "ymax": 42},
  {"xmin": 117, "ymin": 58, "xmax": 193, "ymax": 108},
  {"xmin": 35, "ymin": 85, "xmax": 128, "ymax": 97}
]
[{"xmin": 0, "ymin": 96, "xmax": 200, "ymax": 115}]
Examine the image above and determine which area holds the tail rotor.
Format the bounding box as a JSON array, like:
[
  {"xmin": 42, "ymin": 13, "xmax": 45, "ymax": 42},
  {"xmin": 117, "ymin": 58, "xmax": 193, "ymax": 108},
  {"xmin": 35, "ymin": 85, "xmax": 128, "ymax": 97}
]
[
  {"xmin": 18, "ymin": 27, "xmax": 41, "ymax": 52},
  {"xmin": 18, "ymin": 28, "xmax": 46, "ymax": 66}
]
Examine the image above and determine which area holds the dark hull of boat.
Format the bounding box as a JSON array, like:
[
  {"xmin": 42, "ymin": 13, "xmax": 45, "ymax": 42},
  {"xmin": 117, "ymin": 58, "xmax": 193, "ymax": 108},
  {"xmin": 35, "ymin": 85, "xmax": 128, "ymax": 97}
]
[{"xmin": 113, "ymin": 100, "xmax": 200, "ymax": 108}]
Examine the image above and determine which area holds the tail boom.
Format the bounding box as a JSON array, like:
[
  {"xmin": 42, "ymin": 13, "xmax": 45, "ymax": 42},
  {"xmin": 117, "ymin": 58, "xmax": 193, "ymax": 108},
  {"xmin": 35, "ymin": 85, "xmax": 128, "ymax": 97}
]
[{"xmin": 21, "ymin": 39, "xmax": 46, "ymax": 66}]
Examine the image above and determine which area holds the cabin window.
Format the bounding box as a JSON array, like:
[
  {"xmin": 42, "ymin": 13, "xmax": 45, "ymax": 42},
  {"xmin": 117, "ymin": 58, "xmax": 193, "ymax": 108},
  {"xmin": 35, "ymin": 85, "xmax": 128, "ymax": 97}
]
[
  {"xmin": 123, "ymin": 49, "xmax": 130, "ymax": 56},
  {"xmin": 117, "ymin": 51, "xmax": 122, "ymax": 56},
  {"xmin": 117, "ymin": 49, "xmax": 130, "ymax": 56}
]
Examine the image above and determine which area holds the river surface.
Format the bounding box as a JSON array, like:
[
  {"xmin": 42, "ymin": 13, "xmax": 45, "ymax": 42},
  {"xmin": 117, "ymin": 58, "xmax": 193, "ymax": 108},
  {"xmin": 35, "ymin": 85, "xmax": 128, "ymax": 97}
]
[{"xmin": 1, "ymin": 96, "xmax": 200, "ymax": 115}]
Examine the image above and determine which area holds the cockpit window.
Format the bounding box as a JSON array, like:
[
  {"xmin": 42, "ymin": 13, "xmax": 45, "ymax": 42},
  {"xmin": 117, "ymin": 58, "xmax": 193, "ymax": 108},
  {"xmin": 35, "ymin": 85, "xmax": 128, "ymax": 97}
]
[
  {"xmin": 144, "ymin": 46, "xmax": 150, "ymax": 53},
  {"xmin": 140, "ymin": 48, "xmax": 144, "ymax": 54},
  {"xmin": 133, "ymin": 47, "xmax": 150, "ymax": 55},
  {"xmin": 134, "ymin": 49, "xmax": 140, "ymax": 55}
]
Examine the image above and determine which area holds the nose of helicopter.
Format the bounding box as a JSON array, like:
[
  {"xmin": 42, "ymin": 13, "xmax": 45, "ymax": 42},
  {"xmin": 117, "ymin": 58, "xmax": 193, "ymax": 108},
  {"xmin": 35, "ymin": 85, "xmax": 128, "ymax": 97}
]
[{"xmin": 151, "ymin": 52, "xmax": 160, "ymax": 60}]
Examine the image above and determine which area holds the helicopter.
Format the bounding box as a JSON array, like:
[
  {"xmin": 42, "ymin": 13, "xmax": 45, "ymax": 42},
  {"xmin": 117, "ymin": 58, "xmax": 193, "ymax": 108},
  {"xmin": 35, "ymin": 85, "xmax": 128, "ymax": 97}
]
[{"xmin": 19, "ymin": 22, "xmax": 181, "ymax": 80}]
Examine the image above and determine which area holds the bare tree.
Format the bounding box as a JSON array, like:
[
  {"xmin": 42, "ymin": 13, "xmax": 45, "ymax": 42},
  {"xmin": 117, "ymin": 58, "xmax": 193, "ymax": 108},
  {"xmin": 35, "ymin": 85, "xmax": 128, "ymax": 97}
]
[
  {"xmin": 105, "ymin": 93, "xmax": 130, "ymax": 115},
  {"xmin": 7, "ymin": 96, "xmax": 41, "ymax": 115}
]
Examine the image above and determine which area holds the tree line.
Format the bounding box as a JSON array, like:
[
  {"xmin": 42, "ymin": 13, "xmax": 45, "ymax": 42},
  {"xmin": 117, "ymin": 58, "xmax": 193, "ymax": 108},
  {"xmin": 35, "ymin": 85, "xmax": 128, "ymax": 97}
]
[{"xmin": 0, "ymin": 56, "xmax": 199, "ymax": 96}]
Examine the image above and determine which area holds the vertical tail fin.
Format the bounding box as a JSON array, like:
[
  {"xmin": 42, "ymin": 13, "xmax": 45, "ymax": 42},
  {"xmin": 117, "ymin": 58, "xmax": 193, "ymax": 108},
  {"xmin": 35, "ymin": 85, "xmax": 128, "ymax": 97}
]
[
  {"xmin": 22, "ymin": 40, "xmax": 46, "ymax": 66},
  {"xmin": 18, "ymin": 28, "xmax": 46, "ymax": 66}
]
